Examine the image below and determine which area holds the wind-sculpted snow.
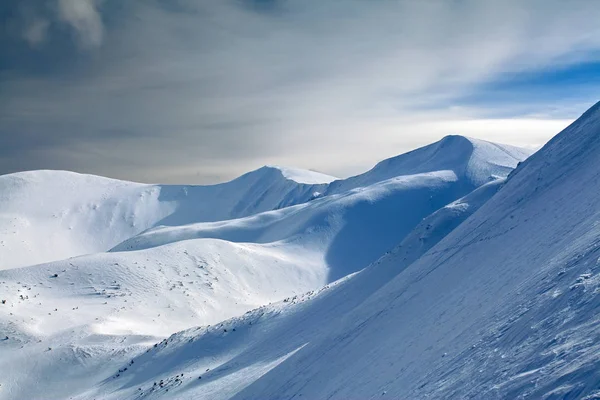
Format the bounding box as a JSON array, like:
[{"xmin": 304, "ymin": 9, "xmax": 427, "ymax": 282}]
[
  {"xmin": 0, "ymin": 134, "xmax": 534, "ymax": 400},
  {"xmin": 0, "ymin": 166, "xmax": 335, "ymax": 269},
  {"xmin": 264, "ymin": 165, "xmax": 337, "ymax": 184},
  {"xmin": 325, "ymin": 134, "xmax": 529, "ymax": 194},
  {"xmin": 113, "ymin": 171, "xmax": 470, "ymax": 282},
  {"xmin": 222, "ymin": 101, "xmax": 600, "ymax": 399},
  {"xmin": 41, "ymin": 101, "xmax": 600, "ymax": 400},
  {"xmin": 0, "ymin": 136, "xmax": 525, "ymax": 270},
  {"xmin": 61, "ymin": 166, "xmax": 505, "ymax": 400}
]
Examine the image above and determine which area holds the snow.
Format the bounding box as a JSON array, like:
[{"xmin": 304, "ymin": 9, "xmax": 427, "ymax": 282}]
[
  {"xmin": 326, "ymin": 134, "xmax": 530, "ymax": 194},
  {"xmin": 215, "ymin": 103, "xmax": 600, "ymax": 399},
  {"xmin": 0, "ymin": 134, "xmax": 540, "ymax": 400},
  {"xmin": 263, "ymin": 165, "xmax": 337, "ymax": 184},
  {"xmin": 0, "ymin": 136, "xmax": 523, "ymax": 271},
  {"xmin": 112, "ymin": 170, "xmax": 469, "ymax": 282},
  {"xmin": 0, "ymin": 166, "xmax": 334, "ymax": 270},
  {"xmin": 52, "ymin": 170, "xmax": 505, "ymax": 400}
]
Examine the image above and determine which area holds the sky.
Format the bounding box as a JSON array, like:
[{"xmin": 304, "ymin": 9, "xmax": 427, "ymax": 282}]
[{"xmin": 1, "ymin": 0, "xmax": 599, "ymax": 184}]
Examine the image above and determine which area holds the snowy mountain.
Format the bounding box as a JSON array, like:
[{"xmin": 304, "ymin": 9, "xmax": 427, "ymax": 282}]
[
  {"xmin": 0, "ymin": 135, "xmax": 524, "ymax": 271},
  {"xmin": 0, "ymin": 166, "xmax": 336, "ymax": 269},
  {"xmin": 77, "ymin": 101, "xmax": 600, "ymax": 400},
  {"xmin": 325, "ymin": 134, "xmax": 531, "ymax": 194},
  {"xmin": 58, "ymin": 176, "xmax": 507, "ymax": 400},
  {"xmin": 0, "ymin": 134, "xmax": 535, "ymax": 399},
  {"xmin": 229, "ymin": 101, "xmax": 600, "ymax": 400}
]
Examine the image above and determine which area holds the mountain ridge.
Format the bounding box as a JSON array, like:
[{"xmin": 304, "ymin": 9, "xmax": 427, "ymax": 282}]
[
  {"xmin": 0, "ymin": 135, "xmax": 531, "ymax": 270},
  {"xmin": 223, "ymin": 100, "xmax": 600, "ymax": 399},
  {"xmin": 325, "ymin": 134, "xmax": 531, "ymax": 195},
  {"xmin": 41, "ymin": 102, "xmax": 600, "ymax": 400},
  {"xmin": 0, "ymin": 133, "xmax": 535, "ymax": 400}
]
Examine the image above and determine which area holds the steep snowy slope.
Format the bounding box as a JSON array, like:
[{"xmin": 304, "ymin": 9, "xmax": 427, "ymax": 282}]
[
  {"xmin": 55, "ymin": 169, "xmax": 506, "ymax": 400},
  {"xmin": 0, "ymin": 167, "xmax": 335, "ymax": 269},
  {"xmin": 46, "ymin": 101, "xmax": 600, "ymax": 400},
  {"xmin": 225, "ymin": 101, "xmax": 600, "ymax": 399},
  {"xmin": 0, "ymin": 134, "xmax": 533, "ymax": 400}
]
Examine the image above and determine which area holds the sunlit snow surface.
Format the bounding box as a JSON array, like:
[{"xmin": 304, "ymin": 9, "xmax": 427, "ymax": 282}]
[{"xmin": 0, "ymin": 134, "xmax": 544, "ymax": 399}]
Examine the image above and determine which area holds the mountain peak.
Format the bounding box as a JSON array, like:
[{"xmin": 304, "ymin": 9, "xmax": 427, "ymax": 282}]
[
  {"xmin": 240, "ymin": 164, "xmax": 337, "ymax": 185},
  {"xmin": 265, "ymin": 165, "xmax": 337, "ymax": 184},
  {"xmin": 438, "ymin": 134, "xmax": 476, "ymax": 144},
  {"xmin": 326, "ymin": 135, "xmax": 532, "ymax": 195}
]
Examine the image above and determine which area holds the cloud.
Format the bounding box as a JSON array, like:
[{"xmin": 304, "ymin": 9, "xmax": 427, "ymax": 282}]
[
  {"xmin": 56, "ymin": 0, "xmax": 104, "ymax": 48},
  {"xmin": 1, "ymin": 0, "xmax": 599, "ymax": 183},
  {"xmin": 22, "ymin": 17, "xmax": 50, "ymax": 47},
  {"xmin": 3, "ymin": 0, "xmax": 104, "ymax": 50}
]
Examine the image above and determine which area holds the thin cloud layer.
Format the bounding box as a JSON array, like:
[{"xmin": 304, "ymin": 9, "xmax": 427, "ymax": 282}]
[
  {"xmin": 1, "ymin": 0, "xmax": 599, "ymax": 183},
  {"xmin": 56, "ymin": 0, "xmax": 104, "ymax": 48}
]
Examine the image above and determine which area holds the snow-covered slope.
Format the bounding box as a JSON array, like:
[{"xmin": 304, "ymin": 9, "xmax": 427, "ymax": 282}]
[
  {"xmin": 50, "ymin": 164, "xmax": 507, "ymax": 400},
  {"xmin": 24, "ymin": 101, "xmax": 600, "ymax": 400},
  {"xmin": 0, "ymin": 136, "xmax": 525, "ymax": 270},
  {"xmin": 215, "ymin": 102, "xmax": 600, "ymax": 399},
  {"xmin": 0, "ymin": 166, "xmax": 335, "ymax": 269},
  {"xmin": 113, "ymin": 170, "xmax": 469, "ymax": 281},
  {"xmin": 0, "ymin": 134, "xmax": 534, "ymax": 400},
  {"xmin": 326, "ymin": 135, "xmax": 530, "ymax": 194},
  {"xmin": 0, "ymin": 170, "xmax": 482, "ymax": 399}
]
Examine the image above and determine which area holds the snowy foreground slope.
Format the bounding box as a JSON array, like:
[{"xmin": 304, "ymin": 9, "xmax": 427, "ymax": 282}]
[
  {"xmin": 74, "ymin": 102, "xmax": 600, "ymax": 400},
  {"xmin": 72, "ymin": 178, "xmax": 507, "ymax": 400},
  {"xmin": 0, "ymin": 135, "xmax": 532, "ymax": 399}
]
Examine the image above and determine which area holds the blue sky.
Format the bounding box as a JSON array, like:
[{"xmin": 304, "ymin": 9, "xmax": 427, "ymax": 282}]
[
  {"xmin": 454, "ymin": 61, "xmax": 600, "ymax": 118},
  {"xmin": 1, "ymin": 0, "xmax": 599, "ymax": 183}
]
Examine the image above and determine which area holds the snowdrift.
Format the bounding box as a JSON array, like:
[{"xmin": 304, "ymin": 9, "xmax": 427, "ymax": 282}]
[
  {"xmin": 0, "ymin": 135, "xmax": 525, "ymax": 270},
  {"xmin": 0, "ymin": 134, "xmax": 533, "ymax": 399},
  {"xmin": 215, "ymin": 101, "xmax": 600, "ymax": 399},
  {"xmin": 325, "ymin": 134, "xmax": 530, "ymax": 194},
  {"xmin": 12, "ymin": 102, "xmax": 598, "ymax": 400},
  {"xmin": 0, "ymin": 166, "xmax": 335, "ymax": 269}
]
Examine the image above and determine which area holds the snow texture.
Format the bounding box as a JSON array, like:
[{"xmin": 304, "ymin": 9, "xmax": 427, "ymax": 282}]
[{"xmin": 0, "ymin": 133, "xmax": 548, "ymax": 400}]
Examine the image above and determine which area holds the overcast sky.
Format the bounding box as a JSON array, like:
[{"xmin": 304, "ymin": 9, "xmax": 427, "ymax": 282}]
[{"xmin": 1, "ymin": 0, "xmax": 600, "ymax": 184}]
